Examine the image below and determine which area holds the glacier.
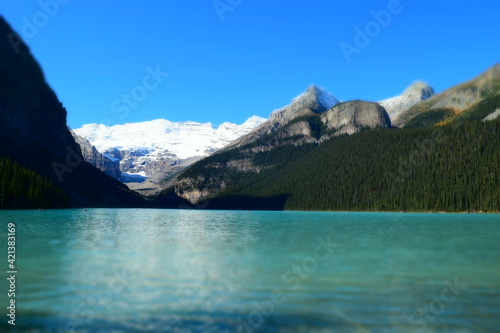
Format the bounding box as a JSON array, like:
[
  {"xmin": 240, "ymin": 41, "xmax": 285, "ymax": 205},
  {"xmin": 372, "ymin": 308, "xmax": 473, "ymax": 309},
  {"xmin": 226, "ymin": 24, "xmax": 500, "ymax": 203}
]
[{"xmin": 73, "ymin": 115, "xmax": 266, "ymax": 193}]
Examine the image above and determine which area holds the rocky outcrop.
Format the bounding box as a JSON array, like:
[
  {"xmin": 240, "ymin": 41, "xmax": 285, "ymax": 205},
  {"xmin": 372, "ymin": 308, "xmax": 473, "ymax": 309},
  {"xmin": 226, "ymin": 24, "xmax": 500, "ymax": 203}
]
[
  {"xmin": 70, "ymin": 132, "xmax": 121, "ymax": 180},
  {"xmin": 173, "ymin": 172, "xmax": 227, "ymax": 204},
  {"xmin": 321, "ymin": 100, "xmax": 392, "ymax": 135},
  {"xmin": 277, "ymin": 121, "xmax": 312, "ymax": 138},
  {"xmin": 483, "ymin": 108, "xmax": 500, "ymax": 121}
]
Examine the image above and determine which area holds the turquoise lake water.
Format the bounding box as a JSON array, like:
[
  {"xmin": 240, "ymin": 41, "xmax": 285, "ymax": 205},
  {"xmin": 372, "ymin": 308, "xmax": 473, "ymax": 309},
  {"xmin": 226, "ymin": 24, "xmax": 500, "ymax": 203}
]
[{"xmin": 0, "ymin": 209, "xmax": 499, "ymax": 332}]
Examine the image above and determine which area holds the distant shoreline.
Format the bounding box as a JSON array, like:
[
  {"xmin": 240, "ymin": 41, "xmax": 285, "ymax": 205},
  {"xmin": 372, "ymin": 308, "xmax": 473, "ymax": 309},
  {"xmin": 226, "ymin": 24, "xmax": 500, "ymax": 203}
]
[{"xmin": 1, "ymin": 207, "xmax": 498, "ymax": 214}]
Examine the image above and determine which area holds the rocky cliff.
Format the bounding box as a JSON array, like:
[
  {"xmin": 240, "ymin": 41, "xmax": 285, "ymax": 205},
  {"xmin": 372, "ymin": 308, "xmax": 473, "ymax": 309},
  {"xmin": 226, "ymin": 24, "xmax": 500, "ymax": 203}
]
[
  {"xmin": 321, "ymin": 100, "xmax": 392, "ymax": 135},
  {"xmin": 70, "ymin": 132, "xmax": 122, "ymax": 180}
]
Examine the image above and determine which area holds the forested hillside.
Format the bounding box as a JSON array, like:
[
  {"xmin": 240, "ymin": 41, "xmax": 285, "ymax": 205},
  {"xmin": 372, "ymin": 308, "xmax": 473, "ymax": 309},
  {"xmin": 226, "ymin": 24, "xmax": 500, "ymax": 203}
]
[
  {"xmin": 165, "ymin": 119, "xmax": 500, "ymax": 212},
  {"xmin": 0, "ymin": 157, "xmax": 68, "ymax": 208}
]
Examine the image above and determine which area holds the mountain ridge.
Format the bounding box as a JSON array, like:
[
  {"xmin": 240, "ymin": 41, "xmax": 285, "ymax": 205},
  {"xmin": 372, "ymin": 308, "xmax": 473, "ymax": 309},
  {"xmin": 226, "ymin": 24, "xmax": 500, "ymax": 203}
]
[{"xmin": 395, "ymin": 63, "xmax": 500, "ymax": 127}]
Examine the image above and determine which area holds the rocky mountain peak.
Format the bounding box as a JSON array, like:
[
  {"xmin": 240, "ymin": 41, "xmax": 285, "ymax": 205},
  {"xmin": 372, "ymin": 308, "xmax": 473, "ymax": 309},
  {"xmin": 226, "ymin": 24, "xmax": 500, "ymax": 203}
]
[
  {"xmin": 379, "ymin": 81, "xmax": 435, "ymax": 123},
  {"xmin": 290, "ymin": 85, "xmax": 340, "ymax": 113},
  {"xmin": 403, "ymin": 81, "xmax": 435, "ymax": 99},
  {"xmin": 241, "ymin": 115, "xmax": 267, "ymax": 127},
  {"xmin": 226, "ymin": 86, "xmax": 340, "ymax": 148},
  {"xmin": 392, "ymin": 63, "xmax": 500, "ymax": 127},
  {"xmin": 270, "ymin": 86, "xmax": 339, "ymax": 124}
]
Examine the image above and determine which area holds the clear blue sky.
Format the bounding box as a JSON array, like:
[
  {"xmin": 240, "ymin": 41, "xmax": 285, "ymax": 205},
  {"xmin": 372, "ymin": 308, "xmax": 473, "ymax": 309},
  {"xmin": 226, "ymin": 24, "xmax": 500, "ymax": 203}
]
[{"xmin": 2, "ymin": 0, "xmax": 499, "ymax": 129}]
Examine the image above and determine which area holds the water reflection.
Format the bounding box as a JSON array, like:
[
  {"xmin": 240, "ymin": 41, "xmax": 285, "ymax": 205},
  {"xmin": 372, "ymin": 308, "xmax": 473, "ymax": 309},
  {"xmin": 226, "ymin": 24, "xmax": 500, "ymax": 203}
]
[{"xmin": 0, "ymin": 209, "xmax": 498, "ymax": 332}]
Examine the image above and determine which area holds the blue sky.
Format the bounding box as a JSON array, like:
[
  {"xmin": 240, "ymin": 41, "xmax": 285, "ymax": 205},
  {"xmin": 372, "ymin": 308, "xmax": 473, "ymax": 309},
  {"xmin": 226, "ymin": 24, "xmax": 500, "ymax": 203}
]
[{"xmin": 2, "ymin": 0, "xmax": 499, "ymax": 129}]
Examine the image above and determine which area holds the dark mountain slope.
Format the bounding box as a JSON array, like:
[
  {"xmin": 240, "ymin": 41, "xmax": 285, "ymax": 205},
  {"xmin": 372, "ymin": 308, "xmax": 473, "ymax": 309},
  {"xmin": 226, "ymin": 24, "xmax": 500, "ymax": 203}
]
[{"xmin": 0, "ymin": 17, "xmax": 147, "ymax": 207}]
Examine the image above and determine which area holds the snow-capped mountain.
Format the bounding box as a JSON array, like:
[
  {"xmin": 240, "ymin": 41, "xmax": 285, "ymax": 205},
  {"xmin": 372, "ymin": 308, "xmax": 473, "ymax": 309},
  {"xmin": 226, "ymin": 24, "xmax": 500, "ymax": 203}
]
[
  {"xmin": 73, "ymin": 116, "xmax": 266, "ymax": 193},
  {"xmin": 379, "ymin": 81, "xmax": 435, "ymax": 124}
]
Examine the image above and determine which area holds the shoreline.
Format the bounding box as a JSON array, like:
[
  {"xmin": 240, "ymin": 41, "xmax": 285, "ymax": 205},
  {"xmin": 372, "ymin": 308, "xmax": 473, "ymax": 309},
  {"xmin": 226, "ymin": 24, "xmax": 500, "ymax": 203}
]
[{"xmin": 1, "ymin": 207, "xmax": 498, "ymax": 214}]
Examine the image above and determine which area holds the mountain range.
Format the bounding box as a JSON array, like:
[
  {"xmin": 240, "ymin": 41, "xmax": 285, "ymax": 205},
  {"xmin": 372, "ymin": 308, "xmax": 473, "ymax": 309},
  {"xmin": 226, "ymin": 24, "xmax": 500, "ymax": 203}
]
[
  {"xmin": 161, "ymin": 64, "xmax": 499, "ymax": 212},
  {"xmin": 73, "ymin": 116, "xmax": 265, "ymax": 194},
  {"xmin": 0, "ymin": 15, "xmax": 498, "ymax": 211},
  {"xmin": 72, "ymin": 81, "xmax": 432, "ymax": 196},
  {"xmin": 71, "ymin": 81, "xmax": 434, "ymax": 197}
]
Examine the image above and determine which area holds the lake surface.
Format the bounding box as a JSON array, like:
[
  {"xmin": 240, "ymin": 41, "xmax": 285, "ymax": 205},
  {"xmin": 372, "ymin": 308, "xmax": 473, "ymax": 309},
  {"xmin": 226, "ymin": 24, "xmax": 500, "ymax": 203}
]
[{"xmin": 0, "ymin": 209, "xmax": 499, "ymax": 332}]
